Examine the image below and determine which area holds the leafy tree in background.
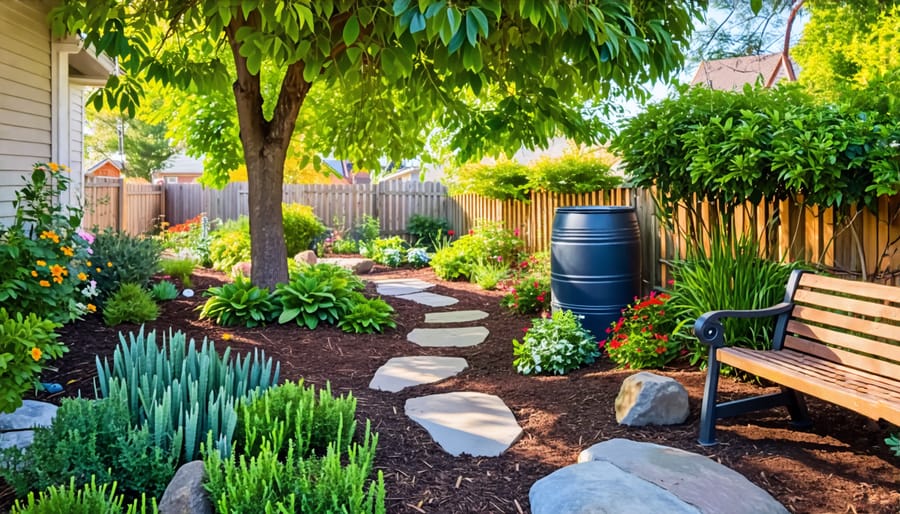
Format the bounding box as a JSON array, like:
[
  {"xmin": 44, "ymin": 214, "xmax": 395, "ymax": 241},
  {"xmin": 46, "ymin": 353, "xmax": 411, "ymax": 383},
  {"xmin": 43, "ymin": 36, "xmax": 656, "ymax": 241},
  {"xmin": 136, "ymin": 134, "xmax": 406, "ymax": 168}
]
[
  {"xmin": 690, "ymin": 0, "xmax": 795, "ymax": 62},
  {"xmin": 51, "ymin": 0, "xmax": 706, "ymax": 287}
]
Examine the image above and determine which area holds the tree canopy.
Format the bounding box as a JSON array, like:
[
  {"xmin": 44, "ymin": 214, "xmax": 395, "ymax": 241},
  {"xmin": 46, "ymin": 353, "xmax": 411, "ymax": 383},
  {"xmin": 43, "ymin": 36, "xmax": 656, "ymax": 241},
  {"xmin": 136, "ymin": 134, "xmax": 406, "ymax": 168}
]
[
  {"xmin": 85, "ymin": 99, "xmax": 176, "ymax": 181},
  {"xmin": 52, "ymin": 0, "xmax": 707, "ymax": 287}
]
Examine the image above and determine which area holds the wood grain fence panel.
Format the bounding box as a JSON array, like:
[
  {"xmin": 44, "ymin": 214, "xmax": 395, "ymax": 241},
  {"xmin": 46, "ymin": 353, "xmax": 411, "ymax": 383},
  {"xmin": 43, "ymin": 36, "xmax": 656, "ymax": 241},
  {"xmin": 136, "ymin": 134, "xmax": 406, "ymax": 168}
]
[{"xmin": 83, "ymin": 177, "xmax": 120, "ymax": 231}]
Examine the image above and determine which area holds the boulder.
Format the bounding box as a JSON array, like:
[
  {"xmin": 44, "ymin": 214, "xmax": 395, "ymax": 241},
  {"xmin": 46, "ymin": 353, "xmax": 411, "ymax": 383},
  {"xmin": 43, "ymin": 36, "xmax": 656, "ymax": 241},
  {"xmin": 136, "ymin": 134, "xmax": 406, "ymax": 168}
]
[
  {"xmin": 158, "ymin": 460, "xmax": 214, "ymax": 514},
  {"xmin": 615, "ymin": 372, "xmax": 689, "ymax": 426},
  {"xmin": 318, "ymin": 257, "xmax": 375, "ymax": 274},
  {"xmin": 0, "ymin": 400, "xmax": 58, "ymax": 450},
  {"xmin": 293, "ymin": 250, "xmax": 318, "ymax": 265},
  {"xmin": 231, "ymin": 261, "xmax": 252, "ymax": 277}
]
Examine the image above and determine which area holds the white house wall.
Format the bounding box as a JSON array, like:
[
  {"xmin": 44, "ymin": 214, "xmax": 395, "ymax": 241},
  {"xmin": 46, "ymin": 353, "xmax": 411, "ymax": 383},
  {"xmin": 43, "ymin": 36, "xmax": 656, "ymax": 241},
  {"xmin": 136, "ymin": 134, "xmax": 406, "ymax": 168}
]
[{"xmin": 0, "ymin": 1, "xmax": 53, "ymax": 226}]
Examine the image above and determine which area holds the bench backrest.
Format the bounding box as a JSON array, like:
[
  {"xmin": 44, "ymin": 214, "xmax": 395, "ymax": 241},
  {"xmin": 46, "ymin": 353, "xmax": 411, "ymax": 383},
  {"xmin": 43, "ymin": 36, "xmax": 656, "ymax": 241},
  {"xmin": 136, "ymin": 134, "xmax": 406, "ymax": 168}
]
[{"xmin": 778, "ymin": 271, "xmax": 900, "ymax": 381}]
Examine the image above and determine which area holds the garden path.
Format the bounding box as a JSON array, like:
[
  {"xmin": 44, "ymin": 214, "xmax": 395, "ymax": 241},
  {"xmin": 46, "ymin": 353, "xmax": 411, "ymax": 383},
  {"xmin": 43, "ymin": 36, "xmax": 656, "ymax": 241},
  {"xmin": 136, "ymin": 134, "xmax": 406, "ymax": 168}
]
[{"xmin": 370, "ymin": 279, "xmax": 523, "ymax": 457}]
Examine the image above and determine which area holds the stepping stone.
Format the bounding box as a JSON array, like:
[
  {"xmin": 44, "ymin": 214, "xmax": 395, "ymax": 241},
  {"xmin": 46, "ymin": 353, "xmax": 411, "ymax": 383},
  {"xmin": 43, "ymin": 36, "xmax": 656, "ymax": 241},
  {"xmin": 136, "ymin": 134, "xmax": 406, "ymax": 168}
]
[
  {"xmin": 405, "ymin": 392, "xmax": 523, "ymax": 457},
  {"xmin": 369, "ymin": 356, "xmax": 469, "ymax": 392},
  {"xmin": 374, "ymin": 278, "xmax": 434, "ymax": 296},
  {"xmin": 530, "ymin": 438, "xmax": 788, "ymax": 514},
  {"xmin": 0, "ymin": 400, "xmax": 58, "ymax": 450},
  {"xmin": 407, "ymin": 327, "xmax": 489, "ymax": 347},
  {"xmin": 395, "ymin": 291, "xmax": 459, "ymax": 307},
  {"xmin": 425, "ymin": 310, "xmax": 489, "ymax": 323}
]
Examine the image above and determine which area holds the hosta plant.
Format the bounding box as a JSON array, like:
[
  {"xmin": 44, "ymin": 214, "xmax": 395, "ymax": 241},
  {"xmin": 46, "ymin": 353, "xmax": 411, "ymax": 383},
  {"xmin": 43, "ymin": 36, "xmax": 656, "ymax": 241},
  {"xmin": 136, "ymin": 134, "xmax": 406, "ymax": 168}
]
[
  {"xmin": 0, "ymin": 309, "xmax": 65, "ymax": 413},
  {"xmin": 513, "ymin": 309, "xmax": 599, "ymax": 375},
  {"xmin": 603, "ymin": 291, "xmax": 687, "ymax": 369},
  {"xmin": 150, "ymin": 280, "xmax": 179, "ymax": 301},
  {"xmin": 338, "ymin": 295, "xmax": 396, "ymax": 334},
  {"xmin": 198, "ymin": 275, "xmax": 278, "ymax": 327},
  {"xmin": 275, "ymin": 275, "xmax": 343, "ymax": 329}
]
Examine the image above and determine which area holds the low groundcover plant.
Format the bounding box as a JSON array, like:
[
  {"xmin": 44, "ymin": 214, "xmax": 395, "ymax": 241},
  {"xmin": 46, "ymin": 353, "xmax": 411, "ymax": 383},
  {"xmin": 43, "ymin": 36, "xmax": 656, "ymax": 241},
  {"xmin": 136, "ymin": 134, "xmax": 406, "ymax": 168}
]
[{"xmin": 513, "ymin": 309, "xmax": 599, "ymax": 375}]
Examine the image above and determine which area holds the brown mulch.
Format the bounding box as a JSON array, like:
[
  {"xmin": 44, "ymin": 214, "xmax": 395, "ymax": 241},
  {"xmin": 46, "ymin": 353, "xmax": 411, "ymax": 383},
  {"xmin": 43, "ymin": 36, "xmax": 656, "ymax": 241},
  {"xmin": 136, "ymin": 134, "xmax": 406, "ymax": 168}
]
[{"xmin": 2, "ymin": 266, "xmax": 899, "ymax": 513}]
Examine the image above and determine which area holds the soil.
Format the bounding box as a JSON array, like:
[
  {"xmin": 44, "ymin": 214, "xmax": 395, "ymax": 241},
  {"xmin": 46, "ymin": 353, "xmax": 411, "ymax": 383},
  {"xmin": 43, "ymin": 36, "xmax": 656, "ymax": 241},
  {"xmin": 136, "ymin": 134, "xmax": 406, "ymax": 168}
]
[{"xmin": 2, "ymin": 265, "xmax": 899, "ymax": 513}]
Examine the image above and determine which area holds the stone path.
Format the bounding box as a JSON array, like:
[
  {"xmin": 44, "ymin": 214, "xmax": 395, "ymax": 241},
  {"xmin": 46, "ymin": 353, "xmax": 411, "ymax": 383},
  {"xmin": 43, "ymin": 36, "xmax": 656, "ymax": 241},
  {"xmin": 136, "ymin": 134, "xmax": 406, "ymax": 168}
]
[{"xmin": 369, "ymin": 279, "xmax": 523, "ymax": 457}]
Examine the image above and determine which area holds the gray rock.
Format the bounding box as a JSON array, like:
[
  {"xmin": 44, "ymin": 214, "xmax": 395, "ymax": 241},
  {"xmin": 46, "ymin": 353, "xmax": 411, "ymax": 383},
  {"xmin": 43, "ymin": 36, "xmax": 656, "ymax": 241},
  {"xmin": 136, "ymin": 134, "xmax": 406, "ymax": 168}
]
[
  {"xmin": 0, "ymin": 400, "xmax": 58, "ymax": 450},
  {"xmin": 615, "ymin": 372, "xmax": 689, "ymax": 426},
  {"xmin": 577, "ymin": 439, "xmax": 788, "ymax": 514},
  {"xmin": 530, "ymin": 460, "xmax": 701, "ymax": 514},
  {"xmin": 231, "ymin": 261, "xmax": 251, "ymax": 277},
  {"xmin": 395, "ymin": 291, "xmax": 458, "ymax": 307},
  {"xmin": 318, "ymin": 257, "xmax": 375, "ymax": 274},
  {"xmin": 424, "ymin": 310, "xmax": 489, "ymax": 323},
  {"xmin": 293, "ymin": 250, "xmax": 318, "ymax": 265},
  {"xmin": 407, "ymin": 327, "xmax": 489, "ymax": 347},
  {"xmin": 158, "ymin": 460, "xmax": 214, "ymax": 514},
  {"xmin": 374, "ymin": 278, "xmax": 434, "ymax": 296}
]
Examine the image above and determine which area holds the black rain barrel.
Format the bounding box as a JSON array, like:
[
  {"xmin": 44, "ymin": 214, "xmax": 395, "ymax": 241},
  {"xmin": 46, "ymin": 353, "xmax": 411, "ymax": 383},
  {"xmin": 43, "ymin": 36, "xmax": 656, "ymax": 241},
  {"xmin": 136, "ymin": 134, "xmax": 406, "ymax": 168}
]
[{"xmin": 550, "ymin": 206, "xmax": 641, "ymax": 340}]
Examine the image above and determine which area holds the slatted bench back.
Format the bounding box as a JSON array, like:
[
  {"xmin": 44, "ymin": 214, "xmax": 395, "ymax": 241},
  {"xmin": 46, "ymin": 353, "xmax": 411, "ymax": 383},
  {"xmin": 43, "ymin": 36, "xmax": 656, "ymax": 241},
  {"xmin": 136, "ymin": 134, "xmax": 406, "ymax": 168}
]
[{"xmin": 783, "ymin": 273, "xmax": 900, "ymax": 381}]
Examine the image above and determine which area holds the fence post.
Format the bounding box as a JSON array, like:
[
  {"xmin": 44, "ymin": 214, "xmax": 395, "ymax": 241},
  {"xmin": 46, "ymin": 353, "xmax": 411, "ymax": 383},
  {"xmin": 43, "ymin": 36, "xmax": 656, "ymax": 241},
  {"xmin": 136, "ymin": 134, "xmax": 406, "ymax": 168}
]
[{"xmin": 117, "ymin": 177, "xmax": 126, "ymax": 232}]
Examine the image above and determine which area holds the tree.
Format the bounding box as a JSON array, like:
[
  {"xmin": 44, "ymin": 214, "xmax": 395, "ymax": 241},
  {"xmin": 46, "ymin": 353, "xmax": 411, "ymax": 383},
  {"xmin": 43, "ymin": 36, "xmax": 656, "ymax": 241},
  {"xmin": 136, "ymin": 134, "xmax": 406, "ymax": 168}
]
[
  {"xmin": 52, "ymin": 1, "xmax": 705, "ymax": 288},
  {"xmin": 690, "ymin": 0, "xmax": 796, "ymax": 62},
  {"xmin": 85, "ymin": 99, "xmax": 176, "ymax": 181}
]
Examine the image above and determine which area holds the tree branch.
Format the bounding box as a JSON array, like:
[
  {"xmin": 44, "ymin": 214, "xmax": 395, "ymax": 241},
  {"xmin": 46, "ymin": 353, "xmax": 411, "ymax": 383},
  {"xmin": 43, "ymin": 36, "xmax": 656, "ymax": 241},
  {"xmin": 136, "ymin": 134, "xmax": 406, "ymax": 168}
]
[{"xmin": 225, "ymin": 14, "xmax": 267, "ymax": 154}]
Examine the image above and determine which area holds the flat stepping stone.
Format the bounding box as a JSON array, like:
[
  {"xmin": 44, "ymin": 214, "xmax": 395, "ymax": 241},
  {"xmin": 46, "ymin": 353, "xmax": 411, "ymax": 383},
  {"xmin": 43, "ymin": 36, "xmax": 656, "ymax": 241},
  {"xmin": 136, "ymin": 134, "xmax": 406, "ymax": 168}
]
[
  {"xmin": 369, "ymin": 356, "xmax": 468, "ymax": 392},
  {"xmin": 374, "ymin": 278, "xmax": 434, "ymax": 296},
  {"xmin": 530, "ymin": 438, "xmax": 788, "ymax": 514},
  {"xmin": 0, "ymin": 400, "xmax": 58, "ymax": 450},
  {"xmin": 405, "ymin": 392, "xmax": 523, "ymax": 457},
  {"xmin": 425, "ymin": 310, "xmax": 489, "ymax": 323},
  {"xmin": 395, "ymin": 291, "xmax": 458, "ymax": 307},
  {"xmin": 407, "ymin": 326, "xmax": 489, "ymax": 347}
]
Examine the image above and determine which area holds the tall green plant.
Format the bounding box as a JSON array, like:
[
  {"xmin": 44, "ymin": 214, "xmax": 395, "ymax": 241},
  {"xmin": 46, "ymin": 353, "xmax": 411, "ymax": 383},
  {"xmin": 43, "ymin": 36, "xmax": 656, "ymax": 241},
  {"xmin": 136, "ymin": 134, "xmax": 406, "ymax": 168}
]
[{"xmin": 94, "ymin": 328, "xmax": 280, "ymax": 464}]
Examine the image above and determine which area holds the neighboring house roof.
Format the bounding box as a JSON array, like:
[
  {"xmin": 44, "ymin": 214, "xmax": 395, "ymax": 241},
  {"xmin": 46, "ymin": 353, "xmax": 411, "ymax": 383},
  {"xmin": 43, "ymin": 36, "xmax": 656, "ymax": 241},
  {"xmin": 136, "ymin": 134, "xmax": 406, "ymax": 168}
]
[
  {"xmin": 159, "ymin": 153, "xmax": 205, "ymax": 175},
  {"xmin": 690, "ymin": 52, "xmax": 798, "ymax": 90},
  {"xmin": 86, "ymin": 158, "xmax": 124, "ymax": 175}
]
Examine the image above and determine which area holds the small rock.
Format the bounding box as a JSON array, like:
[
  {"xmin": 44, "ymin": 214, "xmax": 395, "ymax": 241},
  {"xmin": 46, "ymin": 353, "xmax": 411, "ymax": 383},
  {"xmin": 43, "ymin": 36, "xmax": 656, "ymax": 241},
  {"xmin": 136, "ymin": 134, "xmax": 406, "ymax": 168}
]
[
  {"xmin": 615, "ymin": 372, "xmax": 689, "ymax": 426},
  {"xmin": 0, "ymin": 400, "xmax": 58, "ymax": 450},
  {"xmin": 293, "ymin": 250, "xmax": 318, "ymax": 265},
  {"xmin": 231, "ymin": 261, "xmax": 252, "ymax": 277},
  {"xmin": 158, "ymin": 460, "xmax": 214, "ymax": 514},
  {"xmin": 318, "ymin": 257, "xmax": 375, "ymax": 274}
]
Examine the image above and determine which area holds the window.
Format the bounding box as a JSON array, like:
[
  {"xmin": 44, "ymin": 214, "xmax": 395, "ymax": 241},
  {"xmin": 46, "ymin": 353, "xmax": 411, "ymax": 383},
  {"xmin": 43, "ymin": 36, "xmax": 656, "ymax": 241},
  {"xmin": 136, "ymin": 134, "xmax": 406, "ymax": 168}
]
[{"xmin": 166, "ymin": 177, "xmax": 178, "ymax": 184}]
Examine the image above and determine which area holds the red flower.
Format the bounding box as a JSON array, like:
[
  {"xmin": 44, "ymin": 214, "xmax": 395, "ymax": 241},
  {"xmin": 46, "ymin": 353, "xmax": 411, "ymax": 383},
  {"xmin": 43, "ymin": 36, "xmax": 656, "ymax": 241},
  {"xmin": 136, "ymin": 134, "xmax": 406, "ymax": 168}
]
[
  {"xmin": 598, "ymin": 340, "xmax": 606, "ymax": 349},
  {"xmin": 469, "ymin": 229, "xmax": 475, "ymax": 235},
  {"xmin": 655, "ymin": 346, "xmax": 666, "ymax": 354},
  {"xmin": 448, "ymin": 230, "xmax": 455, "ymax": 236},
  {"xmin": 536, "ymin": 294, "xmax": 545, "ymax": 302}
]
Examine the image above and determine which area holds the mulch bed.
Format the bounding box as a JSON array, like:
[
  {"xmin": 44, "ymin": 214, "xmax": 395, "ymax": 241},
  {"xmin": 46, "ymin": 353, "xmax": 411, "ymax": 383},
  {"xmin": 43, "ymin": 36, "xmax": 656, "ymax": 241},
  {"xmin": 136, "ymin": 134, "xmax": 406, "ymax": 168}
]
[{"xmin": 2, "ymin": 265, "xmax": 898, "ymax": 513}]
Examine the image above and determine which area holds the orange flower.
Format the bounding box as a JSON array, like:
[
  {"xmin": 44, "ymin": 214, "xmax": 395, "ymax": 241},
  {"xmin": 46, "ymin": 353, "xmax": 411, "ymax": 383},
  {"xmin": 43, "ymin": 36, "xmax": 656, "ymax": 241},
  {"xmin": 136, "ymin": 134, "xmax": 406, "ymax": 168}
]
[
  {"xmin": 221, "ymin": 333, "xmax": 233, "ymax": 341},
  {"xmin": 86, "ymin": 303, "xmax": 97, "ymax": 313},
  {"xmin": 60, "ymin": 246, "xmax": 74, "ymax": 257},
  {"xmin": 36, "ymin": 260, "xmax": 47, "ymax": 267},
  {"xmin": 52, "ymin": 276, "xmax": 63, "ymax": 284},
  {"xmin": 39, "ymin": 230, "xmax": 60, "ymax": 243},
  {"xmin": 96, "ymin": 267, "xmax": 102, "ymax": 273},
  {"xmin": 107, "ymin": 261, "xmax": 113, "ymax": 268},
  {"xmin": 48, "ymin": 162, "xmax": 59, "ymax": 172},
  {"xmin": 31, "ymin": 347, "xmax": 42, "ymax": 361},
  {"xmin": 39, "ymin": 280, "xmax": 50, "ymax": 287},
  {"xmin": 86, "ymin": 260, "xmax": 92, "ymax": 267},
  {"xmin": 78, "ymin": 272, "xmax": 88, "ymax": 281},
  {"xmin": 49, "ymin": 264, "xmax": 66, "ymax": 278},
  {"xmin": 31, "ymin": 270, "xmax": 38, "ymax": 277}
]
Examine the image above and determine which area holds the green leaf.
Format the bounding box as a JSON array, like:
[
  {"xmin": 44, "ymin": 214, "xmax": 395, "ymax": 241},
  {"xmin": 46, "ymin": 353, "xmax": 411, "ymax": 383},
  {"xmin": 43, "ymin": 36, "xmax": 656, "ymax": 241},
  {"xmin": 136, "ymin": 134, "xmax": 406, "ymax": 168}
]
[
  {"xmin": 342, "ymin": 15, "xmax": 360, "ymax": 47},
  {"xmin": 410, "ymin": 12, "xmax": 426, "ymax": 33},
  {"xmin": 469, "ymin": 7, "xmax": 489, "ymax": 37},
  {"xmin": 393, "ymin": 0, "xmax": 412, "ymax": 15},
  {"xmin": 750, "ymin": 0, "xmax": 763, "ymax": 15},
  {"xmin": 278, "ymin": 307, "xmax": 301, "ymax": 324},
  {"xmin": 465, "ymin": 12, "xmax": 478, "ymax": 46}
]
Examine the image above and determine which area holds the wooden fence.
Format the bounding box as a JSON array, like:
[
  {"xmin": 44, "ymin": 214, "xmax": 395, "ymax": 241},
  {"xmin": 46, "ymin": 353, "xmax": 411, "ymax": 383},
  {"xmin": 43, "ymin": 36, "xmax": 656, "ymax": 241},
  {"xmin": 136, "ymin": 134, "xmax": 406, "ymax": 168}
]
[
  {"xmin": 82, "ymin": 177, "xmax": 163, "ymax": 235},
  {"xmin": 164, "ymin": 181, "xmax": 450, "ymax": 237}
]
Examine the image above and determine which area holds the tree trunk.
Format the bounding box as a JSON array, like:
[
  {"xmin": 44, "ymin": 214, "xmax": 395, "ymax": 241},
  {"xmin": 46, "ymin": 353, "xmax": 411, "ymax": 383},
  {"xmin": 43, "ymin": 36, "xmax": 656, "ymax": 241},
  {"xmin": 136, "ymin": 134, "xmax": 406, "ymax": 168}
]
[{"xmin": 246, "ymin": 147, "xmax": 288, "ymax": 288}]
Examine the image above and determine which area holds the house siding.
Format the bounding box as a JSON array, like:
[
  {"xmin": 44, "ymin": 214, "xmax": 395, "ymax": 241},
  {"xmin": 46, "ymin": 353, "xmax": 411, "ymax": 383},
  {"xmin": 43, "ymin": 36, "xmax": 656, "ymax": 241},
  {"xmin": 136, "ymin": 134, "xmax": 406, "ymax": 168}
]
[
  {"xmin": 68, "ymin": 86, "xmax": 85, "ymax": 203},
  {"xmin": 0, "ymin": 1, "xmax": 52, "ymax": 226}
]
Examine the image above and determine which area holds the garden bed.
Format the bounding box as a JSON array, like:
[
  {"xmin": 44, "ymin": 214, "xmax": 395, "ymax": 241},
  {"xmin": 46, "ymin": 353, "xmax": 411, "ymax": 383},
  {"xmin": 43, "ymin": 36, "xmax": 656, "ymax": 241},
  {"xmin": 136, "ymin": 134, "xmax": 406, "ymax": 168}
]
[{"xmin": 3, "ymin": 266, "xmax": 897, "ymax": 513}]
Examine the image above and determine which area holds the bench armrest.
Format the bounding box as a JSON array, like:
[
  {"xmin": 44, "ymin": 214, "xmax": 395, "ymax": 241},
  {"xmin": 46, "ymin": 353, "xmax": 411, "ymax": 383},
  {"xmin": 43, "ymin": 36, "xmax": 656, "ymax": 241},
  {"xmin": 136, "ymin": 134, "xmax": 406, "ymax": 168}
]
[{"xmin": 693, "ymin": 302, "xmax": 794, "ymax": 348}]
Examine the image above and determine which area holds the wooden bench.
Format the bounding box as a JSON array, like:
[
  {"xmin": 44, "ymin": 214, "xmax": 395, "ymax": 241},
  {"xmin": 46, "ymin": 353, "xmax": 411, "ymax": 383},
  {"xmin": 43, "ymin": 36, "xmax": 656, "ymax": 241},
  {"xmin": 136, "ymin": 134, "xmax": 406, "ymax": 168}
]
[{"xmin": 694, "ymin": 269, "xmax": 900, "ymax": 446}]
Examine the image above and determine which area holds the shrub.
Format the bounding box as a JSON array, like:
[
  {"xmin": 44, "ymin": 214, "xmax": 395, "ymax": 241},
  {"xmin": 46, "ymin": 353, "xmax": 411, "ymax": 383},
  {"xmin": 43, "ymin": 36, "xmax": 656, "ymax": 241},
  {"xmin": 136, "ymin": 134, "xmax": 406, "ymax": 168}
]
[
  {"xmin": 95, "ymin": 328, "xmax": 280, "ymax": 465},
  {"xmin": 102, "ymin": 283, "xmax": 159, "ymax": 326},
  {"xmin": 430, "ymin": 221, "xmax": 523, "ymax": 281},
  {"xmin": 338, "ymin": 296, "xmax": 396, "ymax": 334},
  {"xmin": 0, "ymin": 309, "xmax": 65, "ymax": 413},
  {"xmin": 149, "ymin": 280, "xmax": 179, "ymax": 301},
  {"xmin": 208, "ymin": 218, "xmax": 252, "ymax": 272},
  {"xmin": 157, "ymin": 213, "xmax": 212, "ymax": 267},
  {"xmin": 528, "ymin": 152, "xmax": 621, "ymax": 193},
  {"xmin": 406, "ymin": 247, "xmax": 430, "ymax": 268},
  {"xmin": 331, "ymin": 238, "xmax": 359, "ymax": 254},
  {"xmin": 350, "ymin": 214, "xmax": 381, "ymax": 244},
  {"xmin": 283, "ymin": 203, "xmax": 326, "ymax": 256},
  {"xmin": 0, "ymin": 397, "xmax": 175, "ymax": 501},
  {"xmin": 446, "ymin": 160, "xmax": 529, "ymax": 201},
  {"xmin": 406, "ymin": 214, "xmax": 451, "ymax": 251},
  {"xmin": 512, "ymin": 310, "xmax": 599, "ymax": 375},
  {"xmin": 89, "ymin": 229, "xmax": 162, "ymax": 300},
  {"xmin": 361, "ymin": 236, "xmax": 408, "ymax": 266},
  {"xmin": 470, "ymin": 258, "xmax": 508, "ymax": 290},
  {"xmin": 603, "ymin": 291, "xmax": 687, "ymax": 369},
  {"xmin": 199, "ymin": 275, "xmax": 278, "ymax": 327},
  {"xmin": 501, "ymin": 275, "xmax": 551, "ymax": 314},
  {"xmin": 9, "ymin": 477, "xmax": 156, "ymax": 514},
  {"xmin": 0, "ymin": 163, "xmax": 97, "ymax": 323},
  {"xmin": 159, "ymin": 258, "xmax": 195, "ymax": 287}
]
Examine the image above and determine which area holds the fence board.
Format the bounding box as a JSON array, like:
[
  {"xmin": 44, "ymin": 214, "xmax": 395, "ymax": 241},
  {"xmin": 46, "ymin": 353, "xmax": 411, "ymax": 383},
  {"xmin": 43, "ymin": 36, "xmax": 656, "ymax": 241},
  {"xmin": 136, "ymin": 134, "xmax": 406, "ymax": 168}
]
[{"xmin": 83, "ymin": 177, "xmax": 162, "ymax": 235}]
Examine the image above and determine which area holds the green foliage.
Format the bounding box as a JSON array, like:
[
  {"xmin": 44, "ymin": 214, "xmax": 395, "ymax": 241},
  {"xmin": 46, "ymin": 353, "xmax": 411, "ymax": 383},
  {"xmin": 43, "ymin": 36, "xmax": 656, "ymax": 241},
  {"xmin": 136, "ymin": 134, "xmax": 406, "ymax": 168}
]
[
  {"xmin": 199, "ymin": 275, "xmax": 278, "ymax": 328},
  {"xmin": 209, "ymin": 218, "xmax": 252, "ymax": 273},
  {"xmin": 87, "ymin": 101, "xmax": 175, "ymax": 182},
  {"xmin": 431, "ymin": 221, "xmax": 523, "ymax": 281},
  {"xmin": 886, "ymin": 434, "xmax": 900, "ymax": 457},
  {"xmin": 362, "ymin": 237, "xmax": 408, "ymax": 267},
  {"xmin": 0, "ymin": 309, "xmax": 65, "ymax": 414},
  {"xmin": 529, "ymin": 152, "xmax": 621, "ymax": 193},
  {"xmin": 338, "ymin": 296, "xmax": 396, "ymax": 334},
  {"xmin": 283, "ymin": 204, "xmax": 327, "ymax": 256},
  {"xmin": 102, "ymin": 283, "xmax": 159, "ymax": 326},
  {"xmin": 330, "ymin": 238, "xmax": 359, "ymax": 255},
  {"xmin": 406, "ymin": 214, "xmax": 451, "ymax": 251},
  {"xmin": 94, "ymin": 328, "xmax": 280, "ymax": 465},
  {"xmin": 10, "ymin": 477, "xmax": 157, "ymax": 514},
  {"xmin": 275, "ymin": 276, "xmax": 346, "ymax": 329},
  {"xmin": 470, "ymin": 258, "xmax": 508, "ymax": 290},
  {"xmin": 612, "ymin": 84, "xmax": 900, "ymax": 216},
  {"xmin": 236, "ymin": 381, "xmax": 357, "ymax": 460},
  {"xmin": 0, "ymin": 397, "xmax": 175, "ymax": 501},
  {"xmin": 351, "ymin": 215, "xmax": 381, "ymax": 245},
  {"xmin": 513, "ymin": 310, "xmax": 600, "ymax": 375},
  {"xmin": 157, "ymin": 214, "xmax": 213, "ymax": 267},
  {"xmin": 501, "ymin": 274, "xmax": 551, "ymax": 314},
  {"xmin": 159, "ymin": 258, "xmax": 195, "ymax": 288},
  {"xmin": 0, "ymin": 163, "xmax": 97, "ymax": 323},
  {"xmin": 667, "ymin": 228, "xmax": 802, "ymax": 367},
  {"xmin": 603, "ymin": 292, "xmax": 686, "ymax": 369},
  {"xmin": 149, "ymin": 280, "xmax": 179, "ymax": 301},
  {"xmin": 90, "ymin": 229, "xmax": 162, "ymax": 300},
  {"xmin": 447, "ymin": 160, "xmax": 529, "ymax": 201}
]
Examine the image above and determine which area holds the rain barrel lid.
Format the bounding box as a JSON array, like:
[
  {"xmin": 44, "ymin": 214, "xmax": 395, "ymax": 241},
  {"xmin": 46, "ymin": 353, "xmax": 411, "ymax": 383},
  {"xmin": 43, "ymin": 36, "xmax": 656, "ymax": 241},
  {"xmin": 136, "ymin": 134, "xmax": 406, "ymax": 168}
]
[{"xmin": 555, "ymin": 206, "xmax": 635, "ymax": 214}]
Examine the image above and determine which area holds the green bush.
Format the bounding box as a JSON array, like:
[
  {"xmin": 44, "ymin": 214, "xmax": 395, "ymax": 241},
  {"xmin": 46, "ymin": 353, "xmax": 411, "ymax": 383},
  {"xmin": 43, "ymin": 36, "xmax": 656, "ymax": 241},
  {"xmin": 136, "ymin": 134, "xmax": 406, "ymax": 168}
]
[
  {"xmin": 95, "ymin": 328, "xmax": 280, "ymax": 465},
  {"xmin": 362, "ymin": 237, "xmax": 408, "ymax": 266},
  {"xmin": 199, "ymin": 275, "xmax": 278, "ymax": 327},
  {"xmin": 513, "ymin": 309, "xmax": 599, "ymax": 375},
  {"xmin": 431, "ymin": 221, "xmax": 523, "ymax": 281},
  {"xmin": 0, "ymin": 397, "xmax": 175, "ymax": 500},
  {"xmin": 330, "ymin": 238, "xmax": 358, "ymax": 254},
  {"xmin": 501, "ymin": 274, "xmax": 551, "ymax": 314},
  {"xmin": 406, "ymin": 214, "xmax": 451, "ymax": 251},
  {"xmin": 89, "ymin": 229, "xmax": 162, "ymax": 301},
  {"xmin": 446, "ymin": 160, "xmax": 530, "ymax": 201},
  {"xmin": 209, "ymin": 218, "xmax": 252, "ymax": 272},
  {"xmin": 0, "ymin": 309, "xmax": 65, "ymax": 414},
  {"xmin": 350, "ymin": 215, "xmax": 380, "ymax": 244},
  {"xmin": 283, "ymin": 203, "xmax": 326, "ymax": 256},
  {"xmin": 159, "ymin": 258, "xmax": 195, "ymax": 288},
  {"xmin": 470, "ymin": 258, "xmax": 508, "ymax": 290},
  {"xmin": 10, "ymin": 477, "xmax": 156, "ymax": 514},
  {"xmin": 102, "ymin": 284, "xmax": 159, "ymax": 326},
  {"xmin": 275, "ymin": 275, "xmax": 349, "ymax": 329},
  {"xmin": 149, "ymin": 280, "xmax": 179, "ymax": 301},
  {"xmin": 338, "ymin": 296, "xmax": 396, "ymax": 334},
  {"xmin": 529, "ymin": 153, "xmax": 621, "ymax": 193}
]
